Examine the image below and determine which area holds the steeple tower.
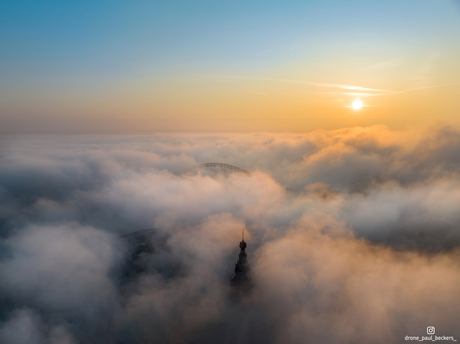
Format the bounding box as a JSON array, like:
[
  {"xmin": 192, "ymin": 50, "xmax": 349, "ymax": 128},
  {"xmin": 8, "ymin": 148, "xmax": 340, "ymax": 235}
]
[{"xmin": 230, "ymin": 228, "xmax": 250, "ymax": 288}]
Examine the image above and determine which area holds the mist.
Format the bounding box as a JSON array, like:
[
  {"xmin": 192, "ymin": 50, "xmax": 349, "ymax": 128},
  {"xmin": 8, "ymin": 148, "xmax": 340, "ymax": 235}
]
[{"xmin": 1, "ymin": 125, "xmax": 459, "ymax": 343}]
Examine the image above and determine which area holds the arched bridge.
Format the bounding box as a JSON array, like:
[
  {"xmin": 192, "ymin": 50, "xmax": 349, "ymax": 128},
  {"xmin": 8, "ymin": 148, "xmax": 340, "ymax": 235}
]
[{"xmin": 200, "ymin": 163, "xmax": 250, "ymax": 175}]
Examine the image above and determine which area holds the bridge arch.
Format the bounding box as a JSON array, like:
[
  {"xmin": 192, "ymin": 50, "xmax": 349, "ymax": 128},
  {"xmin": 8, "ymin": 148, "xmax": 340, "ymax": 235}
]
[{"xmin": 199, "ymin": 163, "xmax": 250, "ymax": 175}]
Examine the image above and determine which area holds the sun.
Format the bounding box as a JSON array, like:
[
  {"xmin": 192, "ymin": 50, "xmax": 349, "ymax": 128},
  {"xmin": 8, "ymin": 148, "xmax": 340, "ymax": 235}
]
[{"xmin": 352, "ymin": 100, "xmax": 363, "ymax": 110}]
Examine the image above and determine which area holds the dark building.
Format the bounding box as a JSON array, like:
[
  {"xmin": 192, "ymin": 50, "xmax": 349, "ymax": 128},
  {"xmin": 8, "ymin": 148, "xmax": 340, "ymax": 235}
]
[{"xmin": 230, "ymin": 230, "xmax": 251, "ymax": 290}]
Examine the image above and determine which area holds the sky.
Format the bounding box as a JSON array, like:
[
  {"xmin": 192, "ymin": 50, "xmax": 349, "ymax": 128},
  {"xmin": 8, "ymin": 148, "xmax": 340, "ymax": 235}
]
[{"xmin": 1, "ymin": 0, "xmax": 460, "ymax": 132}]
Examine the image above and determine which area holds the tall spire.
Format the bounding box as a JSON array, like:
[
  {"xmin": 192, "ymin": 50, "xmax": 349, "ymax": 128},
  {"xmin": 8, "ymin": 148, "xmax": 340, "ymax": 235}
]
[{"xmin": 231, "ymin": 228, "xmax": 250, "ymax": 290}]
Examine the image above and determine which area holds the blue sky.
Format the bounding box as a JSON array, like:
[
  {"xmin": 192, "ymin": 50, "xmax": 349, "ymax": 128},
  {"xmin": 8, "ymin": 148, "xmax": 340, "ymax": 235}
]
[
  {"xmin": 2, "ymin": 1, "xmax": 458, "ymax": 78},
  {"xmin": 1, "ymin": 0, "xmax": 460, "ymax": 131}
]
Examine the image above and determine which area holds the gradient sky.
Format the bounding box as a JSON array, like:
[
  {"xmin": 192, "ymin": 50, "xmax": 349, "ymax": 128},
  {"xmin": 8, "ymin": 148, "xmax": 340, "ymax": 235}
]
[{"xmin": 1, "ymin": 0, "xmax": 460, "ymax": 132}]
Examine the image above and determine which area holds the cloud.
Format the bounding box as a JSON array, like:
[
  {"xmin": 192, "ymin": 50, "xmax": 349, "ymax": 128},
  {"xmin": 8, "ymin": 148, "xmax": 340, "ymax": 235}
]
[
  {"xmin": 0, "ymin": 309, "xmax": 45, "ymax": 344},
  {"xmin": 249, "ymin": 91, "xmax": 268, "ymax": 96},
  {"xmin": 360, "ymin": 58, "xmax": 401, "ymax": 71},
  {"xmin": 208, "ymin": 73, "xmax": 460, "ymax": 101},
  {"xmin": 0, "ymin": 308, "xmax": 76, "ymax": 344},
  {"xmin": 0, "ymin": 125, "xmax": 460, "ymax": 343},
  {"xmin": 209, "ymin": 73, "xmax": 394, "ymax": 96},
  {"xmin": 254, "ymin": 214, "xmax": 460, "ymax": 343}
]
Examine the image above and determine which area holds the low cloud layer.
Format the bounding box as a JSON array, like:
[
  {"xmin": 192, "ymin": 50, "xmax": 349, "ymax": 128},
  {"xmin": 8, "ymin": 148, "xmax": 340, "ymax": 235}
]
[{"xmin": 0, "ymin": 125, "xmax": 459, "ymax": 343}]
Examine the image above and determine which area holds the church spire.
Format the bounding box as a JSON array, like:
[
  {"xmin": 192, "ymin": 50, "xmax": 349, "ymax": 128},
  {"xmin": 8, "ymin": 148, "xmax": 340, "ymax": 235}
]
[
  {"xmin": 231, "ymin": 228, "xmax": 250, "ymax": 290},
  {"xmin": 239, "ymin": 228, "xmax": 247, "ymax": 250}
]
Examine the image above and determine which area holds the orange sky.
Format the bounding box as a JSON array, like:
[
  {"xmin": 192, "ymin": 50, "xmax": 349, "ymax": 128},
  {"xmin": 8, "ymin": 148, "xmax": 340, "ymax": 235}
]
[{"xmin": 1, "ymin": 1, "xmax": 460, "ymax": 132}]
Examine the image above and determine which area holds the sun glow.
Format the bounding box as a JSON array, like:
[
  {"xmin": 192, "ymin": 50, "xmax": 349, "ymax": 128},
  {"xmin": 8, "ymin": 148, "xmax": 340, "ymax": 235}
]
[{"xmin": 352, "ymin": 100, "xmax": 363, "ymax": 110}]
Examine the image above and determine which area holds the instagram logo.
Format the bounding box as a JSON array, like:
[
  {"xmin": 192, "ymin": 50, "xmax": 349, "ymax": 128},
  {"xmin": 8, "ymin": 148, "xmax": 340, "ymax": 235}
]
[{"xmin": 427, "ymin": 326, "xmax": 435, "ymax": 335}]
